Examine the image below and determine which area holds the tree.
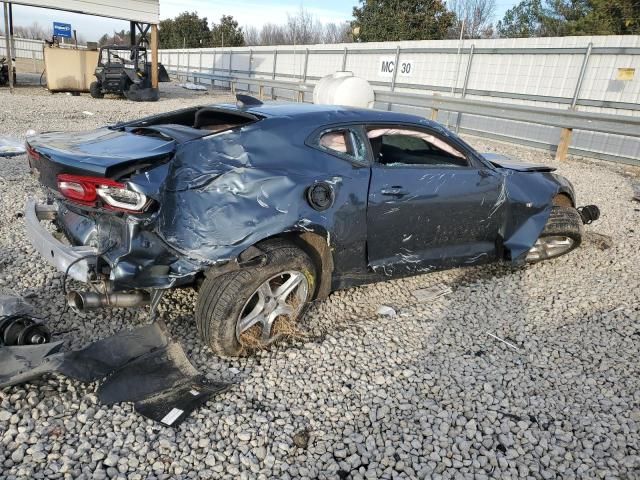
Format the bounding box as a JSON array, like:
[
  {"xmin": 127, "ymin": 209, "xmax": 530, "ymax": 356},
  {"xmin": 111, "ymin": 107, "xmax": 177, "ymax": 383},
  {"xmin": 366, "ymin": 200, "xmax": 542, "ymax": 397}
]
[
  {"xmin": 448, "ymin": 0, "xmax": 497, "ymax": 38},
  {"xmin": 258, "ymin": 23, "xmax": 288, "ymax": 45},
  {"xmin": 244, "ymin": 25, "xmax": 261, "ymax": 46},
  {"xmin": 351, "ymin": 0, "xmax": 455, "ymax": 42},
  {"xmin": 496, "ymin": 0, "xmax": 640, "ymax": 37},
  {"xmin": 324, "ymin": 22, "xmax": 354, "ymax": 43},
  {"xmin": 97, "ymin": 30, "xmax": 130, "ymax": 46},
  {"xmin": 284, "ymin": 7, "xmax": 324, "ymax": 44},
  {"xmin": 11, "ymin": 22, "xmax": 52, "ymax": 40},
  {"xmin": 243, "ymin": 9, "xmax": 353, "ymax": 46},
  {"xmin": 210, "ymin": 15, "xmax": 245, "ymax": 47},
  {"xmin": 159, "ymin": 12, "xmax": 210, "ymax": 49},
  {"xmin": 496, "ymin": 0, "xmax": 547, "ymax": 37}
]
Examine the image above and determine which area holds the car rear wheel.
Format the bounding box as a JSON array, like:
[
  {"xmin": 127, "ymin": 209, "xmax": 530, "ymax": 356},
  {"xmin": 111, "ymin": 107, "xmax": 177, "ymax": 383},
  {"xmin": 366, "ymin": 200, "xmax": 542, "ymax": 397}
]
[
  {"xmin": 526, "ymin": 206, "xmax": 583, "ymax": 263},
  {"xmin": 195, "ymin": 240, "xmax": 316, "ymax": 357},
  {"xmin": 89, "ymin": 81, "xmax": 104, "ymax": 99}
]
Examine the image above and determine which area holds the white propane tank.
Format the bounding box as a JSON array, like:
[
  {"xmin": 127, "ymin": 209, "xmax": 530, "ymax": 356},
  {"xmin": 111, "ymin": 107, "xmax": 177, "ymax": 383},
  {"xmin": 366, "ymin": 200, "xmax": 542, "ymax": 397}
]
[{"xmin": 313, "ymin": 71, "xmax": 375, "ymax": 109}]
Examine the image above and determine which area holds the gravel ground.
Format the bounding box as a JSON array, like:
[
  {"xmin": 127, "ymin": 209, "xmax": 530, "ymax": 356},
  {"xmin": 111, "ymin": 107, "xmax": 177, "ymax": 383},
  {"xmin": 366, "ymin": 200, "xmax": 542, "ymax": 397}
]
[{"xmin": 0, "ymin": 83, "xmax": 639, "ymax": 480}]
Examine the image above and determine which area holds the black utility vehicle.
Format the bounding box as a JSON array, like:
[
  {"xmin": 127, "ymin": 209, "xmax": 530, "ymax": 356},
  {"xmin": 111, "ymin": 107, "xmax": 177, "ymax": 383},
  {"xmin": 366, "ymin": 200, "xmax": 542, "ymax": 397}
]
[{"xmin": 90, "ymin": 45, "xmax": 168, "ymax": 102}]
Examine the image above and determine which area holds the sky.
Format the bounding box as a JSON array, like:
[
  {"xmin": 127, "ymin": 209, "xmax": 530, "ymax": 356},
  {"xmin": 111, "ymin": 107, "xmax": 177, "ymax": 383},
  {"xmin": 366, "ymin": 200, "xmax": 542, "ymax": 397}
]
[{"xmin": 6, "ymin": 0, "xmax": 518, "ymax": 42}]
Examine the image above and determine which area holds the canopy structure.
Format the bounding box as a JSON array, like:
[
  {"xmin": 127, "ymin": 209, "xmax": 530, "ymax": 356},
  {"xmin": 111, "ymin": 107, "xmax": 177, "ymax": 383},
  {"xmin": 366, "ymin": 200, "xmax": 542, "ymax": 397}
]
[{"xmin": 2, "ymin": 0, "xmax": 160, "ymax": 92}]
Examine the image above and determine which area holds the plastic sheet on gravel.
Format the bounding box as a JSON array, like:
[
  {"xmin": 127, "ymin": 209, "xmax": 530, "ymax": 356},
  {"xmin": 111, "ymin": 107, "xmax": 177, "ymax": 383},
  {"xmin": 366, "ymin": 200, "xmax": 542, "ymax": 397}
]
[{"xmin": 1, "ymin": 84, "xmax": 639, "ymax": 479}]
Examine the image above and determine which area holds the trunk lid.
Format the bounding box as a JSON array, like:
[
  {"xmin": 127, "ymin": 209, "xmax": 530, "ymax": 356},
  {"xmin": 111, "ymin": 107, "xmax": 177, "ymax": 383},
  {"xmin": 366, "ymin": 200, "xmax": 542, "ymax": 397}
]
[{"xmin": 27, "ymin": 125, "xmax": 207, "ymax": 189}]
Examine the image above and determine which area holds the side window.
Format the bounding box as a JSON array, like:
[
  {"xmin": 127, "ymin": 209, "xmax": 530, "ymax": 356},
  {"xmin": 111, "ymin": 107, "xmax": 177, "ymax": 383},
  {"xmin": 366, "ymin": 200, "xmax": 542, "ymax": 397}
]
[
  {"xmin": 367, "ymin": 128, "xmax": 468, "ymax": 168},
  {"xmin": 317, "ymin": 129, "xmax": 366, "ymax": 163}
]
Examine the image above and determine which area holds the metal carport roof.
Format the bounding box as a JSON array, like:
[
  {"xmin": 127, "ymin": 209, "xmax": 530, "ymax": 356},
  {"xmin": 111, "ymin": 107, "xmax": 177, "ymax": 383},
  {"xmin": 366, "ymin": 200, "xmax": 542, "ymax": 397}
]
[
  {"xmin": 5, "ymin": 0, "xmax": 159, "ymax": 24},
  {"xmin": 2, "ymin": 0, "xmax": 160, "ymax": 92}
]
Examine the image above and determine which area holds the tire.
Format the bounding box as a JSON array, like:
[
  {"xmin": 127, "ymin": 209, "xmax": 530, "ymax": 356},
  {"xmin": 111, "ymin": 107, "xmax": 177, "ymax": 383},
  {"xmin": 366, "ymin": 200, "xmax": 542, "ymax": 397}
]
[
  {"xmin": 89, "ymin": 81, "xmax": 104, "ymax": 99},
  {"xmin": 526, "ymin": 206, "xmax": 583, "ymax": 263},
  {"xmin": 195, "ymin": 240, "xmax": 316, "ymax": 357}
]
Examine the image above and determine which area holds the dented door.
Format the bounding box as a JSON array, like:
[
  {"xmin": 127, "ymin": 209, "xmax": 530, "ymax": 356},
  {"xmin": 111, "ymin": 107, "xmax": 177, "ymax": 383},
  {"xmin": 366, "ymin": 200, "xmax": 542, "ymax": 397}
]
[{"xmin": 365, "ymin": 126, "xmax": 506, "ymax": 275}]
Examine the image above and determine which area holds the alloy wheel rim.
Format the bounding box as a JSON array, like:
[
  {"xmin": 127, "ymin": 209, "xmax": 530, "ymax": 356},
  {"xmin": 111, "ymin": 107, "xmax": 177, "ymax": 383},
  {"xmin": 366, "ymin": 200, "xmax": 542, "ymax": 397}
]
[
  {"xmin": 526, "ymin": 235, "xmax": 575, "ymax": 261},
  {"xmin": 236, "ymin": 271, "xmax": 309, "ymax": 346}
]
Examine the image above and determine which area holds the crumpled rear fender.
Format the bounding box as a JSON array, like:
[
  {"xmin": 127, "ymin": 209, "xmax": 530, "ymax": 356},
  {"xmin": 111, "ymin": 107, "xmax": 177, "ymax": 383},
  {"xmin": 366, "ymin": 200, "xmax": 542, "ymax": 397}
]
[{"xmin": 156, "ymin": 124, "xmax": 369, "ymax": 271}]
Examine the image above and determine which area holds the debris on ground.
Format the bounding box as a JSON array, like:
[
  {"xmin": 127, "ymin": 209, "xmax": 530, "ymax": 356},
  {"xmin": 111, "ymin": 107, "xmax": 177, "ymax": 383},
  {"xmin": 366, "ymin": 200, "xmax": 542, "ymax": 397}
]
[
  {"xmin": 412, "ymin": 284, "xmax": 453, "ymax": 302},
  {"xmin": 0, "ymin": 292, "xmax": 51, "ymax": 346},
  {"xmin": 81, "ymin": 111, "xmax": 94, "ymax": 116},
  {"xmin": 633, "ymin": 183, "xmax": 640, "ymax": 202},
  {"xmin": 179, "ymin": 82, "xmax": 208, "ymax": 91},
  {"xmin": 292, "ymin": 429, "xmax": 311, "ymax": 449},
  {"xmin": 0, "ymin": 136, "xmax": 25, "ymax": 157},
  {"xmin": 0, "ymin": 321, "xmax": 231, "ymax": 426},
  {"xmin": 585, "ymin": 231, "xmax": 614, "ymax": 250},
  {"xmin": 376, "ymin": 305, "xmax": 397, "ymax": 316},
  {"xmin": 486, "ymin": 332, "xmax": 522, "ymax": 352}
]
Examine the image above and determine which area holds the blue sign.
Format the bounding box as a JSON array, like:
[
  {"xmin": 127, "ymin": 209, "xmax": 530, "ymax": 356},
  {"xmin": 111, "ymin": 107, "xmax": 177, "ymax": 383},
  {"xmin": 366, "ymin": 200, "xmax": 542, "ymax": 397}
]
[{"xmin": 53, "ymin": 22, "xmax": 72, "ymax": 38}]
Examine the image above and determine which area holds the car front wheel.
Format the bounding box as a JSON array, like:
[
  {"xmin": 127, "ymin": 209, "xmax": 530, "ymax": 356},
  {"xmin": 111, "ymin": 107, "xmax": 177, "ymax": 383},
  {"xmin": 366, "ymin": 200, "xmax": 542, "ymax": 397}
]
[
  {"xmin": 195, "ymin": 240, "xmax": 316, "ymax": 357},
  {"xmin": 526, "ymin": 206, "xmax": 583, "ymax": 263}
]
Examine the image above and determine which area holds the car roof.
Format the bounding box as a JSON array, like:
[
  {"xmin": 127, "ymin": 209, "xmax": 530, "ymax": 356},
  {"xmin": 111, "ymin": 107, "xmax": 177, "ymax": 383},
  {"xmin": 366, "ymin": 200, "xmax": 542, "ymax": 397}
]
[{"xmin": 211, "ymin": 101, "xmax": 432, "ymax": 126}]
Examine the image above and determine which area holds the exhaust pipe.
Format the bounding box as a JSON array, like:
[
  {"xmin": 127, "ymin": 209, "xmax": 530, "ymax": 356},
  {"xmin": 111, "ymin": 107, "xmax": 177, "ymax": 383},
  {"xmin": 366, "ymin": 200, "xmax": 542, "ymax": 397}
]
[{"xmin": 67, "ymin": 290, "xmax": 150, "ymax": 313}]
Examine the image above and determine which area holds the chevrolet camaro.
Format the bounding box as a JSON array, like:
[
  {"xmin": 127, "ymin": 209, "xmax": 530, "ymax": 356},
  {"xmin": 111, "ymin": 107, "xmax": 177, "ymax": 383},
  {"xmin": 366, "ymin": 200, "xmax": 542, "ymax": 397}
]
[{"xmin": 25, "ymin": 96, "xmax": 598, "ymax": 356}]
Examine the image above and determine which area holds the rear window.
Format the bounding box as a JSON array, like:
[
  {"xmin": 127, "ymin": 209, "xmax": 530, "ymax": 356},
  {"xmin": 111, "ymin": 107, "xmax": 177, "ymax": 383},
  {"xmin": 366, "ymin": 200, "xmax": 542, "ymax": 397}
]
[
  {"xmin": 316, "ymin": 128, "xmax": 366, "ymax": 163},
  {"xmin": 124, "ymin": 107, "xmax": 259, "ymax": 132}
]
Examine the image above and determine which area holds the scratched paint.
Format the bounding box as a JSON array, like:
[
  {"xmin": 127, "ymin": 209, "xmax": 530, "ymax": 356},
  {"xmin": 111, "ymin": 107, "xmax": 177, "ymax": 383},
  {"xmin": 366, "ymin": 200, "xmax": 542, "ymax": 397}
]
[{"xmin": 28, "ymin": 103, "xmax": 578, "ymax": 294}]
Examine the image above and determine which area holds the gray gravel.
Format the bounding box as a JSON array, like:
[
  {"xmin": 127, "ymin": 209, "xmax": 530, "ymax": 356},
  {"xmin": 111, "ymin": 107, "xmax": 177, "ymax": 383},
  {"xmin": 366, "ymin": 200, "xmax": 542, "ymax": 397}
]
[{"xmin": 1, "ymin": 84, "xmax": 639, "ymax": 480}]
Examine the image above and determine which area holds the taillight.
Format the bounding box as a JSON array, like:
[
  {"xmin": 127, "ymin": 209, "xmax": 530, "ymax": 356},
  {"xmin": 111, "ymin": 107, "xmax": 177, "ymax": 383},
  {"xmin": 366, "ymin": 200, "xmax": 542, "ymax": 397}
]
[
  {"xmin": 96, "ymin": 185, "xmax": 148, "ymax": 211},
  {"xmin": 58, "ymin": 178, "xmax": 96, "ymax": 203},
  {"xmin": 56, "ymin": 174, "xmax": 148, "ymax": 213}
]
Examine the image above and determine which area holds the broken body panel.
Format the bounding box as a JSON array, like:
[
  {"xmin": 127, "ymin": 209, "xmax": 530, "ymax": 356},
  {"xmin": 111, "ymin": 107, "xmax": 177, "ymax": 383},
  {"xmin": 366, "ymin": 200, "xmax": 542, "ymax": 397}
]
[{"xmin": 25, "ymin": 103, "xmax": 576, "ymax": 298}]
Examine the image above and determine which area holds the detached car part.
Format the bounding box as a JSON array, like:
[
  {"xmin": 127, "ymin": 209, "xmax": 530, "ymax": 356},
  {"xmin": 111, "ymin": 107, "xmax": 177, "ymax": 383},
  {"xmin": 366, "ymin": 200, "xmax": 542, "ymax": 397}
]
[
  {"xmin": 24, "ymin": 96, "xmax": 600, "ymax": 357},
  {"xmin": 0, "ymin": 322, "xmax": 231, "ymax": 427},
  {"xmin": 0, "ymin": 315, "xmax": 50, "ymax": 346}
]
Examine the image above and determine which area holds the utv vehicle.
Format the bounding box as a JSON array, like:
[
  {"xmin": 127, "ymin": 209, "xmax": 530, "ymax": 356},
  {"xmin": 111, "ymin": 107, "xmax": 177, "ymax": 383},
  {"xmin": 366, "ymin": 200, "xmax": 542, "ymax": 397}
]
[
  {"xmin": 0, "ymin": 57, "xmax": 16, "ymax": 87},
  {"xmin": 90, "ymin": 45, "xmax": 169, "ymax": 102}
]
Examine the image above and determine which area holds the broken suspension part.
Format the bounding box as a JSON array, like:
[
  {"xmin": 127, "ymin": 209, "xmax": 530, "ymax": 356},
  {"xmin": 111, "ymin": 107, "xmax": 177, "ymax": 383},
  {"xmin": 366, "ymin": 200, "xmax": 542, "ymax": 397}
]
[{"xmin": 0, "ymin": 315, "xmax": 51, "ymax": 346}]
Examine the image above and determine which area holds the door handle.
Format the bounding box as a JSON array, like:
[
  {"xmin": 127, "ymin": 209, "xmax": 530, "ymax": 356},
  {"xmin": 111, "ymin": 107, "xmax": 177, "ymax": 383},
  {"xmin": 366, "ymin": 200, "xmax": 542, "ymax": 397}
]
[{"xmin": 380, "ymin": 187, "xmax": 408, "ymax": 197}]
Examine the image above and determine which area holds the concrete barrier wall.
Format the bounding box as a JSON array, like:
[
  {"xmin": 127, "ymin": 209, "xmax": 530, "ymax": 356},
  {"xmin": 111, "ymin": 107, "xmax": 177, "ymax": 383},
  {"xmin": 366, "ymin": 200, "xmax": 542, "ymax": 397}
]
[{"xmin": 160, "ymin": 35, "xmax": 640, "ymax": 163}]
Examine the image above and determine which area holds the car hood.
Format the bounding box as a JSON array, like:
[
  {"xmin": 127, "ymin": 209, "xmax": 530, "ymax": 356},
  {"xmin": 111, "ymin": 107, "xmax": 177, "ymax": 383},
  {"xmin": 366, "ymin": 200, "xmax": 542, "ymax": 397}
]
[{"xmin": 482, "ymin": 153, "xmax": 556, "ymax": 172}]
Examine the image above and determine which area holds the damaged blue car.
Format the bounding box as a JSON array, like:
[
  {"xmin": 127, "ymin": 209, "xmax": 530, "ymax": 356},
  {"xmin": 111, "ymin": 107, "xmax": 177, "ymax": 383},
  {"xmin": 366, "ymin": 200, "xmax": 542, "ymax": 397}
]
[{"xmin": 24, "ymin": 96, "xmax": 598, "ymax": 356}]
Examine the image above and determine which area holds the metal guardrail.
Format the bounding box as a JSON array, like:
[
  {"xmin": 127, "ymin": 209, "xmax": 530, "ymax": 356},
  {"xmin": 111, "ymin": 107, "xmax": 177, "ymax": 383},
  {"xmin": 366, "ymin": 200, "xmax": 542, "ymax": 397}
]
[
  {"xmin": 176, "ymin": 69, "xmax": 640, "ymax": 165},
  {"xmin": 374, "ymin": 92, "xmax": 640, "ymax": 137}
]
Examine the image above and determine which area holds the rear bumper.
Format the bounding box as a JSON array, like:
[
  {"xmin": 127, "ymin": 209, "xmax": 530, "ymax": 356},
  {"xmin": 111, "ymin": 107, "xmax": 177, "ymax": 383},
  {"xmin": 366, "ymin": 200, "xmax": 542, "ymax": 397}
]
[{"xmin": 25, "ymin": 198, "xmax": 97, "ymax": 283}]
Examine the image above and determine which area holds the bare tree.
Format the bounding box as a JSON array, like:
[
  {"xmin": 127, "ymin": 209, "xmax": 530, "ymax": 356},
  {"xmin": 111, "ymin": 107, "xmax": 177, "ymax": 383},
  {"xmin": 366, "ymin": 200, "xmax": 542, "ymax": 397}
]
[
  {"xmin": 12, "ymin": 22, "xmax": 53, "ymax": 40},
  {"xmin": 244, "ymin": 8, "xmax": 353, "ymax": 46},
  {"xmin": 243, "ymin": 25, "xmax": 261, "ymax": 46},
  {"xmin": 323, "ymin": 22, "xmax": 353, "ymax": 44},
  {"xmin": 448, "ymin": 0, "xmax": 497, "ymax": 38},
  {"xmin": 259, "ymin": 23, "xmax": 287, "ymax": 45},
  {"xmin": 284, "ymin": 7, "xmax": 323, "ymax": 44}
]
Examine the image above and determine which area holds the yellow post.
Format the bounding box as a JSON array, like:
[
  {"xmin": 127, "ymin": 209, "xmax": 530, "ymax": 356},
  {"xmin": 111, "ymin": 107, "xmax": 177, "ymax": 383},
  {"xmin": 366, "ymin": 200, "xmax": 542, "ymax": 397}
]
[
  {"xmin": 259, "ymin": 85, "xmax": 264, "ymax": 100},
  {"xmin": 151, "ymin": 24, "xmax": 159, "ymax": 89},
  {"xmin": 430, "ymin": 108, "xmax": 439, "ymax": 121},
  {"xmin": 555, "ymin": 128, "xmax": 573, "ymax": 161}
]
